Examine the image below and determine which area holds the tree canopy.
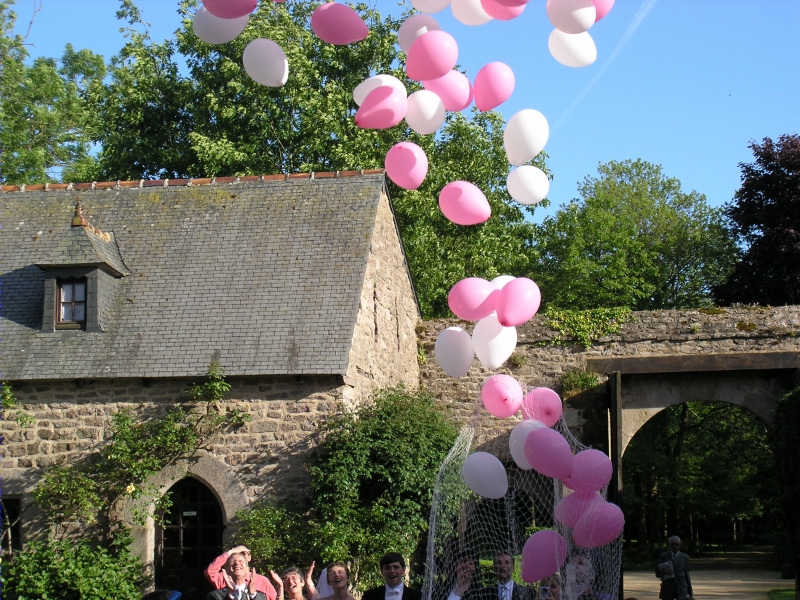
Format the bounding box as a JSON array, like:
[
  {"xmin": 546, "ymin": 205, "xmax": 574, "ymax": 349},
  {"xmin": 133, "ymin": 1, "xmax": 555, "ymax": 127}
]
[
  {"xmin": 530, "ymin": 159, "xmax": 739, "ymax": 310},
  {"xmin": 715, "ymin": 134, "xmax": 800, "ymax": 306}
]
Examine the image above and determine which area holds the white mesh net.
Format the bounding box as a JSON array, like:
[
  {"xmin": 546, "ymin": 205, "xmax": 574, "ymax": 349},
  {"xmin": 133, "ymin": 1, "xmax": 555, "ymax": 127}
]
[{"xmin": 422, "ymin": 411, "xmax": 621, "ymax": 600}]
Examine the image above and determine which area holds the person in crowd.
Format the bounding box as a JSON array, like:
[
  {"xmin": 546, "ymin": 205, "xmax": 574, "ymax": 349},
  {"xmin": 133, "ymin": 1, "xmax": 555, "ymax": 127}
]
[
  {"xmin": 362, "ymin": 553, "xmax": 422, "ymax": 600},
  {"xmin": 655, "ymin": 536, "xmax": 693, "ymax": 600},
  {"xmin": 445, "ymin": 549, "xmax": 485, "ymax": 600},
  {"xmin": 486, "ymin": 553, "xmax": 534, "ymax": 600},
  {"xmin": 316, "ymin": 562, "xmax": 355, "ymax": 600},
  {"xmin": 269, "ymin": 564, "xmax": 319, "ymax": 600},
  {"xmin": 564, "ymin": 554, "xmax": 595, "ymax": 600},
  {"xmin": 207, "ymin": 551, "xmax": 267, "ymax": 600},
  {"xmin": 538, "ymin": 575, "xmax": 561, "ymax": 599},
  {"xmin": 205, "ymin": 546, "xmax": 276, "ymax": 600},
  {"xmin": 315, "ymin": 567, "xmax": 334, "ymax": 599}
]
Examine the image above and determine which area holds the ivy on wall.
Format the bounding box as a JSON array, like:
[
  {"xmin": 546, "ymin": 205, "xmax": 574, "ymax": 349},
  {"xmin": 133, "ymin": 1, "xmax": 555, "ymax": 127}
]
[{"xmin": 543, "ymin": 306, "xmax": 632, "ymax": 348}]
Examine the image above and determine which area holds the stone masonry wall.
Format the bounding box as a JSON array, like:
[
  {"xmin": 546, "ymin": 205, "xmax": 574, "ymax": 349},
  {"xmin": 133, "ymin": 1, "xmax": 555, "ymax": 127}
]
[
  {"xmin": 345, "ymin": 189, "xmax": 421, "ymax": 403},
  {"xmin": 417, "ymin": 305, "xmax": 800, "ymax": 446}
]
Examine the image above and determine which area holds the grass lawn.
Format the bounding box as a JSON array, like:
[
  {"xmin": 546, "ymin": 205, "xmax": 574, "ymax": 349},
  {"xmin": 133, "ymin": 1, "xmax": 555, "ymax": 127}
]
[{"xmin": 768, "ymin": 590, "xmax": 796, "ymax": 600}]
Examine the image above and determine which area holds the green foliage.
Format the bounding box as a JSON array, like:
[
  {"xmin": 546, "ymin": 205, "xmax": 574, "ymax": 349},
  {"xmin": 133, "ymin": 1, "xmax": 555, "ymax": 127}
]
[
  {"xmin": 531, "ymin": 159, "xmax": 738, "ymax": 310},
  {"xmin": 1, "ymin": 534, "xmax": 144, "ymax": 600},
  {"xmin": 507, "ymin": 352, "xmax": 528, "ymax": 368},
  {"xmin": 774, "ymin": 387, "xmax": 800, "ymax": 594},
  {"xmin": 560, "ymin": 369, "xmax": 600, "ymax": 393},
  {"xmin": 736, "ymin": 321, "xmax": 757, "ymax": 332},
  {"xmin": 768, "ymin": 590, "xmax": 795, "ymax": 600},
  {"xmin": 32, "ymin": 361, "xmax": 248, "ymax": 538},
  {"xmin": 698, "ymin": 307, "xmax": 725, "ymax": 315},
  {"xmin": 543, "ymin": 306, "xmax": 631, "ymax": 348},
  {"xmin": 1, "ymin": 381, "xmax": 34, "ymax": 427},
  {"xmin": 233, "ymin": 386, "xmax": 459, "ymax": 591},
  {"xmin": 716, "ymin": 134, "xmax": 800, "ymax": 306},
  {"xmin": 0, "ymin": 1, "xmax": 105, "ymax": 184},
  {"xmin": 624, "ymin": 402, "xmax": 777, "ymax": 550}
]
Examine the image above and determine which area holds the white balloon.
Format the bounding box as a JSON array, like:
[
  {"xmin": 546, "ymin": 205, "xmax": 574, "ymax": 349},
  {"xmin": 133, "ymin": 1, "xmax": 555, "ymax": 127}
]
[
  {"xmin": 405, "ymin": 90, "xmax": 446, "ymax": 135},
  {"xmin": 509, "ymin": 419, "xmax": 547, "ymax": 469},
  {"xmin": 546, "ymin": 0, "xmax": 596, "ymax": 34},
  {"xmin": 548, "ymin": 29, "xmax": 597, "ymax": 68},
  {"xmin": 491, "ymin": 275, "xmax": 516, "ymax": 289},
  {"xmin": 243, "ymin": 38, "xmax": 288, "ymax": 87},
  {"xmin": 507, "ymin": 165, "xmax": 550, "ymax": 205},
  {"xmin": 472, "ymin": 313, "xmax": 517, "ymax": 370},
  {"xmin": 435, "ymin": 327, "xmax": 475, "ymax": 378},
  {"xmin": 193, "ymin": 7, "xmax": 249, "ymax": 45},
  {"xmin": 353, "ymin": 74, "xmax": 407, "ymax": 107},
  {"xmin": 398, "ymin": 14, "xmax": 442, "ymax": 54},
  {"xmin": 504, "ymin": 109, "xmax": 550, "ymax": 166},
  {"xmin": 462, "ymin": 452, "xmax": 508, "ymax": 498},
  {"xmin": 451, "ymin": 0, "xmax": 493, "ymax": 25},
  {"xmin": 411, "ymin": 0, "xmax": 451, "ymax": 14}
]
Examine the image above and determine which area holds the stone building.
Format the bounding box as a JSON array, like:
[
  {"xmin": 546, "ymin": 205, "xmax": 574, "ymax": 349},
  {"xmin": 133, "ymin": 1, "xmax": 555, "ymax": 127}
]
[{"xmin": 0, "ymin": 172, "xmax": 420, "ymax": 597}]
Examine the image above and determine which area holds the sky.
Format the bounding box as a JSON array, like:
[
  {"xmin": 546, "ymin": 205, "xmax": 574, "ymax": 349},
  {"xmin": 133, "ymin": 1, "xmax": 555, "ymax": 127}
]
[{"xmin": 13, "ymin": 0, "xmax": 800, "ymax": 222}]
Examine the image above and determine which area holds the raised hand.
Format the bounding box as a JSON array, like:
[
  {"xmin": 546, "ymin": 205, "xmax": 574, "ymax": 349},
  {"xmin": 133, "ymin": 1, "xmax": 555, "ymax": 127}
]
[
  {"xmin": 222, "ymin": 568, "xmax": 236, "ymax": 591},
  {"xmin": 305, "ymin": 561, "xmax": 317, "ymax": 596}
]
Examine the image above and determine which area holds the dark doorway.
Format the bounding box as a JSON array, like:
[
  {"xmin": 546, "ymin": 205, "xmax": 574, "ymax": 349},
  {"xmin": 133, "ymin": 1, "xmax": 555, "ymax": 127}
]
[{"xmin": 155, "ymin": 478, "xmax": 225, "ymax": 600}]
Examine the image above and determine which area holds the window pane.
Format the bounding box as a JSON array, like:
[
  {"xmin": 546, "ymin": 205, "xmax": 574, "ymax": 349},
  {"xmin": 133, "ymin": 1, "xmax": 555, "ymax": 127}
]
[
  {"xmin": 61, "ymin": 284, "xmax": 73, "ymax": 302},
  {"xmin": 73, "ymin": 303, "xmax": 86, "ymax": 322},
  {"xmin": 74, "ymin": 283, "xmax": 85, "ymax": 301},
  {"xmin": 61, "ymin": 304, "xmax": 73, "ymax": 321}
]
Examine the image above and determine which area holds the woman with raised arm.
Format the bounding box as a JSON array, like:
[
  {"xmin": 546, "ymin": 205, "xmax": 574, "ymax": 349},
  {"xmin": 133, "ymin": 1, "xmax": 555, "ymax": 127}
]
[{"xmin": 269, "ymin": 563, "xmax": 319, "ymax": 600}]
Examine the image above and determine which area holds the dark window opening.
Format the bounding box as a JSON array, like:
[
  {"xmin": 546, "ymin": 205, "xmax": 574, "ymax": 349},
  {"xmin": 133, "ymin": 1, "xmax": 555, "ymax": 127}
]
[
  {"xmin": 57, "ymin": 278, "xmax": 87, "ymax": 329},
  {"xmin": 1, "ymin": 497, "xmax": 22, "ymax": 553}
]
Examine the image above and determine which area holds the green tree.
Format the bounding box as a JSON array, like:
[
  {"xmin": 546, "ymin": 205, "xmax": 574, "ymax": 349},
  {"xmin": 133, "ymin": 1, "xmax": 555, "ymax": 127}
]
[
  {"xmin": 531, "ymin": 159, "xmax": 738, "ymax": 310},
  {"xmin": 715, "ymin": 134, "xmax": 800, "ymax": 306},
  {"xmin": 0, "ymin": 1, "xmax": 104, "ymax": 184},
  {"xmin": 234, "ymin": 386, "xmax": 459, "ymax": 591}
]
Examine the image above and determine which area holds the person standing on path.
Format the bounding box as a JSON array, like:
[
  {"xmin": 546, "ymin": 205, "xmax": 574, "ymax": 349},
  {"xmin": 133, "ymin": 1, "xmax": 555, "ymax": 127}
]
[{"xmin": 655, "ymin": 536, "xmax": 693, "ymax": 600}]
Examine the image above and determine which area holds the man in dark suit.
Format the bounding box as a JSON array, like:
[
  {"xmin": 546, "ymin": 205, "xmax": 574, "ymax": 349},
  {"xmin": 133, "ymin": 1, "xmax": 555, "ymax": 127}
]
[
  {"xmin": 362, "ymin": 553, "xmax": 422, "ymax": 600},
  {"xmin": 655, "ymin": 536, "xmax": 693, "ymax": 600},
  {"xmin": 485, "ymin": 554, "xmax": 534, "ymax": 600}
]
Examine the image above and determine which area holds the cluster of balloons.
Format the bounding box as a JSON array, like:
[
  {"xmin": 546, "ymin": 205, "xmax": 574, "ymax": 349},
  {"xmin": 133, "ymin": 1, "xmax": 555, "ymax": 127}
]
[
  {"xmin": 434, "ymin": 275, "xmax": 540, "ymax": 375},
  {"xmin": 460, "ymin": 382, "xmax": 625, "ymax": 582}
]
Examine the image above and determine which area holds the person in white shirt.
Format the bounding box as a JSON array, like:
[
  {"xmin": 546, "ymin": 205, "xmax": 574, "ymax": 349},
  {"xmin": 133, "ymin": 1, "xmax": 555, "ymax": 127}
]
[
  {"xmin": 486, "ymin": 553, "xmax": 534, "ymax": 600},
  {"xmin": 361, "ymin": 553, "xmax": 422, "ymax": 600},
  {"xmin": 207, "ymin": 552, "xmax": 267, "ymax": 600}
]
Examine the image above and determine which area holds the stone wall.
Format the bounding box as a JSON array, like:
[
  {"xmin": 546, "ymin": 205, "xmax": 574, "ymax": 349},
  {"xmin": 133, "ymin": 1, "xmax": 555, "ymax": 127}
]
[
  {"xmin": 417, "ymin": 305, "xmax": 800, "ymax": 446},
  {"xmin": 345, "ymin": 189, "xmax": 421, "ymax": 403}
]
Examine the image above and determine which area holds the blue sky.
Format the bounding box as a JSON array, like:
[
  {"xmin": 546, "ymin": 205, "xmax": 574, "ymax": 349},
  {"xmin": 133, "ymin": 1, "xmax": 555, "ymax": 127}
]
[{"xmin": 14, "ymin": 0, "xmax": 800, "ymax": 221}]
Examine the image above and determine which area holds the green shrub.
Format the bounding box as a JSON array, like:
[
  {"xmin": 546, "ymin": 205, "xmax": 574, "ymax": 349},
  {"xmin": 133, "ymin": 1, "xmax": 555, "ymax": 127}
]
[
  {"xmin": 1, "ymin": 535, "xmax": 144, "ymax": 600},
  {"xmin": 561, "ymin": 368, "xmax": 601, "ymax": 393}
]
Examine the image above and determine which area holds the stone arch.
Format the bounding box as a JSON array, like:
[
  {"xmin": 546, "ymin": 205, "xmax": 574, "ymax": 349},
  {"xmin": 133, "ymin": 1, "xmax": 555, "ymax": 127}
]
[{"xmin": 123, "ymin": 452, "xmax": 248, "ymax": 582}]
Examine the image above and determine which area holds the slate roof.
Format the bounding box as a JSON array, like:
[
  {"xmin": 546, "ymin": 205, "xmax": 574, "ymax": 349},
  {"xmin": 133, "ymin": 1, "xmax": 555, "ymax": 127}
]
[
  {"xmin": 37, "ymin": 221, "xmax": 131, "ymax": 276},
  {"xmin": 0, "ymin": 173, "xmax": 394, "ymax": 380}
]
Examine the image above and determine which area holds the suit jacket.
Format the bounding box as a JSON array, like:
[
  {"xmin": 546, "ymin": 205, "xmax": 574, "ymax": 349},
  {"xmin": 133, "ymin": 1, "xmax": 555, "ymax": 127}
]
[
  {"xmin": 207, "ymin": 589, "xmax": 267, "ymax": 600},
  {"xmin": 655, "ymin": 550, "xmax": 692, "ymax": 598},
  {"xmin": 362, "ymin": 584, "xmax": 422, "ymax": 600}
]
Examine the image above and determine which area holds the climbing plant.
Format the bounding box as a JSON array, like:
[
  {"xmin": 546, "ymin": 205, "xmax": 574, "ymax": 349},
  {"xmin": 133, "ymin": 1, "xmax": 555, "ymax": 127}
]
[{"xmin": 543, "ymin": 306, "xmax": 632, "ymax": 348}]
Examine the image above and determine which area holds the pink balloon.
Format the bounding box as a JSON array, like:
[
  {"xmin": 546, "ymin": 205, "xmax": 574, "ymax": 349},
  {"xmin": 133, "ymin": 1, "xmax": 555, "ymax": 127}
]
[
  {"xmin": 554, "ymin": 491, "xmax": 604, "ymax": 528},
  {"xmin": 521, "ymin": 530, "xmax": 567, "ymax": 584},
  {"xmin": 355, "ymin": 86, "xmax": 408, "ymax": 130},
  {"xmin": 423, "ymin": 71, "xmax": 473, "ymax": 111},
  {"xmin": 448, "ymin": 277, "xmax": 497, "ymax": 321},
  {"xmin": 202, "ymin": 0, "xmax": 256, "ymax": 19},
  {"xmin": 406, "ymin": 30, "xmax": 458, "ymax": 81},
  {"xmin": 311, "ymin": 3, "xmax": 369, "ymax": 45},
  {"xmin": 524, "ymin": 427, "xmax": 574, "ymax": 479},
  {"xmin": 592, "ymin": 0, "xmax": 615, "ymax": 21},
  {"xmin": 521, "ymin": 387, "xmax": 562, "ymax": 427},
  {"xmin": 385, "ymin": 142, "xmax": 428, "ymax": 190},
  {"xmin": 439, "ymin": 181, "xmax": 491, "ymax": 226},
  {"xmin": 480, "ymin": 0, "xmax": 526, "ymax": 21},
  {"xmin": 492, "ymin": 0, "xmax": 529, "ymax": 7},
  {"xmin": 563, "ymin": 449, "xmax": 613, "ymax": 493},
  {"xmin": 473, "ymin": 62, "xmax": 515, "ymax": 112},
  {"xmin": 481, "ymin": 374, "xmax": 523, "ymax": 418},
  {"xmin": 496, "ymin": 277, "xmax": 540, "ymax": 326},
  {"xmin": 573, "ymin": 501, "xmax": 624, "ymax": 548}
]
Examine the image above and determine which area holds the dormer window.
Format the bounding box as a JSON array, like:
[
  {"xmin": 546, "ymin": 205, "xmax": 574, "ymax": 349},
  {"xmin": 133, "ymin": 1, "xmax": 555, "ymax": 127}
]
[{"xmin": 57, "ymin": 278, "xmax": 87, "ymax": 329}]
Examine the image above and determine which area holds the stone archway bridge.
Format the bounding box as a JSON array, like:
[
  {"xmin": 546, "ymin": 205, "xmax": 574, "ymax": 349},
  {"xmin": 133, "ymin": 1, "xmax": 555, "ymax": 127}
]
[{"xmin": 417, "ymin": 306, "xmax": 800, "ymax": 485}]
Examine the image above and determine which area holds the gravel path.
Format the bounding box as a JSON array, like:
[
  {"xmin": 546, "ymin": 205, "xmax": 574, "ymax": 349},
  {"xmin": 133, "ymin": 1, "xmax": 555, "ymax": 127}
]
[{"xmin": 623, "ymin": 568, "xmax": 788, "ymax": 599}]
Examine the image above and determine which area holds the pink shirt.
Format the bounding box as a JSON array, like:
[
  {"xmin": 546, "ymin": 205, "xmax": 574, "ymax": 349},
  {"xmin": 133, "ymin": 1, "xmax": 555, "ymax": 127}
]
[{"xmin": 205, "ymin": 551, "xmax": 277, "ymax": 600}]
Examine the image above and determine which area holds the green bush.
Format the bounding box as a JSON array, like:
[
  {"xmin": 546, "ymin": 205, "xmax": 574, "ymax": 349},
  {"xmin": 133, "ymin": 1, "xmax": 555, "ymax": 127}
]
[
  {"xmin": 1, "ymin": 535, "xmax": 144, "ymax": 600},
  {"xmin": 233, "ymin": 386, "xmax": 459, "ymax": 591}
]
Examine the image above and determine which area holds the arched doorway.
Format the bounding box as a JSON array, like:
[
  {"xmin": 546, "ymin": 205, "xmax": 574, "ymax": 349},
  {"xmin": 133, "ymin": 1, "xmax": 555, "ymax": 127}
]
[{"xmin": 155, "ymin": 478, "xmax": 225, "ymax": 600}]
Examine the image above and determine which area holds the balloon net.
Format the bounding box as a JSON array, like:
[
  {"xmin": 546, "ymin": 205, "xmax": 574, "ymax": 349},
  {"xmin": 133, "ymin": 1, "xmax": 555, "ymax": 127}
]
[{"xmin": 421, "ymin": 417, "xmax": 621, "ymax": 600}]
